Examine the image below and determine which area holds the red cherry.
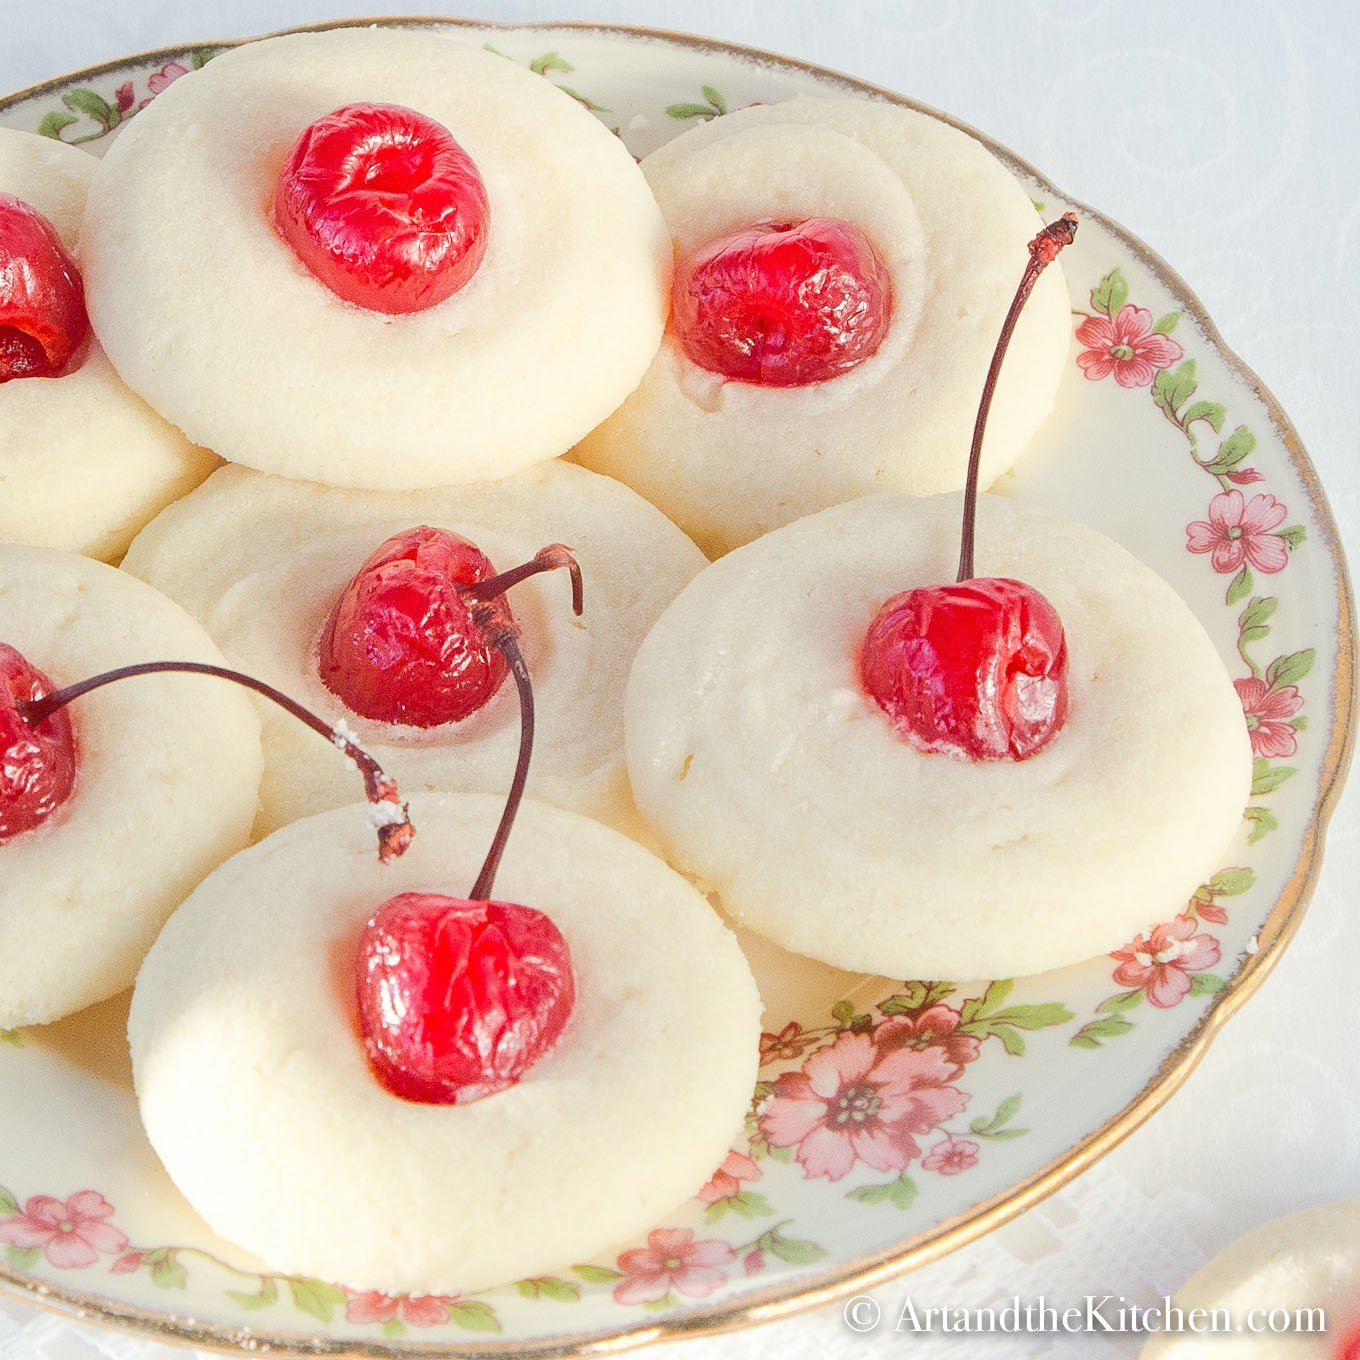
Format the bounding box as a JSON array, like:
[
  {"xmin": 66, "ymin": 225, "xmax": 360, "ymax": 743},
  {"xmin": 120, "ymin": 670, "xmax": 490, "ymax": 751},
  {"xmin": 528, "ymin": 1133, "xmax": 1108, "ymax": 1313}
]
[
  {"xmin": 356, "ymin": 891, "xmax": 575, "ymax": 1104},
  {"xmin": 859, "ymin": 214, "xmax": 1078, "ymax": 764},
  {"xmin": 318, "ymin": 527, "xmax": 511, "ymax": 728},
  {"xmin": 672, "ymin": 216, "xmax": 891, "ymax": 386},
  {"xmin": 0, "ymin": 643, "xmax": 77, "ymax": 841},
  {"xmin": 1334, "ymin": 1323, "xmax": 1360, "ymax": 1360},
  {"xmin": 273, "ymin": 102, "xmax": 490, "ymax": 314},
  {"xmin": 861, "ymin": 578, "xmax": 1069, "ymax": 761},
  {"xmin": 0, "ymin": 193, "xmax": 89, "ymax": 383}
]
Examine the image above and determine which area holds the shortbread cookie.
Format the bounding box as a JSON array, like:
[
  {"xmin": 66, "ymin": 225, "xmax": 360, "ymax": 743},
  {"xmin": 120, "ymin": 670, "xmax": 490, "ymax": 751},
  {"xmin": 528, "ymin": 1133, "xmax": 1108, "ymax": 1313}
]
[
  {"xmin": 122, "ymin": 461, "xmax": 705, "ymax": 837},
  {"xmin": 0, "ymin": 544, "xmax": 262, "ymax": 1027},
  {"xmin": 575, "ymin": 98, "xmax": 1070, "ymax": 557},
  {"xmin": 0, "ymin": 129, "xmax": 216, "ymax": 562},
  {"xmin": 81, "ymin": 28, "xmax": 670, "ymax": 488},
  {"xmin": 626, "ymin": 492, "xmax": 1251, "ymax": 979},
  {"xmin": 1141, "ymin": 1199, "xmax": 1360, "ymax": 1358},
  {"xmin": 129, "ymin": 792, "xmax": 761, "ymax": 1293}
]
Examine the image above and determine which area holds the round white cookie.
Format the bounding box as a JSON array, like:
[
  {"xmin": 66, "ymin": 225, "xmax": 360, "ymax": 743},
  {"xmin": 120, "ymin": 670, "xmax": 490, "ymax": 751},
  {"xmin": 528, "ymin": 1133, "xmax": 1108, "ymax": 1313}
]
[
  {"xmin": 0, "ymin": 129, "xmax": 217, "ymax": 563},
  {"xmin": 0, "ymin": 544, "xmax": 262, "ymax": 1028},
  {"xmin": 121, "ymin": 461, "xmax": 706, "ymax": 838},
  {"xmin": 574, "ymin": 99, "xmax": 1071, "ymax": 557},
  {"xmin": 626, "ymin": 493, "xmax": 1251, "ymax": 980},
  {"xmin": 81, "ymin": 28, "xmax": 670, "ymax": 489},
  {"xmin": 1141, "ymin": 1199, "xmax": 1360, "ymax": 1358},
  {"xmin": 129, "ymin": 792, "xmax": 761, "ymax": 1294}
]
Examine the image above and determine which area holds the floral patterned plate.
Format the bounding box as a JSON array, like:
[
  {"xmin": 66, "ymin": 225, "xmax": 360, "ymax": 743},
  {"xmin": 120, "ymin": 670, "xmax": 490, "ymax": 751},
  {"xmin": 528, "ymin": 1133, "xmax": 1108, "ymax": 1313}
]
[{"xmin": 0, "ymin": 16, "xmax": 1354, "ymax": 1359}]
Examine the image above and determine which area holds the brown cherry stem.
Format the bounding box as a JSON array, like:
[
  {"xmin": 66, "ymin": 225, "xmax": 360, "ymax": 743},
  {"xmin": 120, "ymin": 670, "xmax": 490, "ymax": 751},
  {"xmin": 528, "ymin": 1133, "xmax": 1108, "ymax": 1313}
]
[
  {"xmin": 956, "ymin": 212, "xmax": 1079, "ymax": 583},
  {"xmin": 459, "ymin": 544, "xmax": 584, "ymax": 617},
  {"xmin": 468, "ymin": 623, "xmax": 534, "ymax": 903},
  {"xmin": 17, "ymin": 660, "xmax": 414, "ymax": 863}
]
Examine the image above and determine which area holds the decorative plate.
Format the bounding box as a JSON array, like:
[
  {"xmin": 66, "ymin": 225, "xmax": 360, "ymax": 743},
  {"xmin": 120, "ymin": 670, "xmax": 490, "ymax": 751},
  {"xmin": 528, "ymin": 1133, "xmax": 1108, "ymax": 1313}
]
[{"xmin": 0, "ymin": 16, "xmax": 1354, "ymax": 1359}]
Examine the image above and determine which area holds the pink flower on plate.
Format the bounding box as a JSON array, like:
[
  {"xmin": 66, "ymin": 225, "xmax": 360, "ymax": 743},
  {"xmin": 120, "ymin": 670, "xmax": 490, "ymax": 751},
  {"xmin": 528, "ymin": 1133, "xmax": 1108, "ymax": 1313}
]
[
  {"xmin": 0, "ymin": 1191, "xmax": 127, "ymax": 1269},
  {"xmin": 344, "ymin": 1290, "xmax": 456, "ymax": 1327},
  {"xmin": 138, "ymin": 62, "xmax": 189, "ymax": 111},
  {"xmin": 1075, "ymin": 304, "xmax": 1183, "ymax": 387},
  {"xmin": 922, "ymin": 1137, "xmax": 980, "ymax": 1176},
  {"xmin": 875, "ymin": 1004, "xmax": 981, "ymax": 1073},
  {"xmin": 613, "ymin": 1227, "xmax": 735, "ymax": 1306},
  {"xmin": 697, "ymin": 1150, "xmax": 761, "ymax": 1205},
  {"xmin": 113, "ymin": 82, "xmax": 135, "ymax": 114},
  {"xmin": 759, "ymin": 1031, "xmax": 968, "ymax": 1182},
  {"xmin": 1186, "ymin": 490, "xmax": 1289, "ymax": 575},
  {"xmin": 1235, "ymin": 677, "xmax": 1303, "ymax": 759},
  {"xmin": 1111, "ymin": 915, "xmax": 1220, "ymax": 1009},
  {"xmin": 147, "ymin": 62, "xmax": 189, "ymax": 96}
]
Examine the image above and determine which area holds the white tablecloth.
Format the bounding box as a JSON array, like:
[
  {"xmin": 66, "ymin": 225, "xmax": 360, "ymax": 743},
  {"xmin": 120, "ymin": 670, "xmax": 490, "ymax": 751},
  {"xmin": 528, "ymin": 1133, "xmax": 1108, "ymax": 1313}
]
[{"xmin": 2, "ymin": 2, "xmax": 1357, "ymax": 1356}]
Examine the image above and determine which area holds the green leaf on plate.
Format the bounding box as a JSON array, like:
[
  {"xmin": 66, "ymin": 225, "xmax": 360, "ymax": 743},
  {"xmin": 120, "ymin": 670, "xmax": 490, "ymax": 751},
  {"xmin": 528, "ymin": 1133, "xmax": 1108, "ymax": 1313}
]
[
  {"xmin": 530, "ymin": 52, "xmax": 574, "ymax": 75},
  {"xmin": 226, "ymin": 1277, "xmax": 278, "ymax": 1311},
  {"xmin": 1265, "ymin": 648, "xmax": 1315, "ymax": 688},
  {"xmin": 1096, "ymin": 989, "xmax": 1144, "ymax": 1015},
  {"xmin": 5, "ymin": 1246, "xmax": 40, "ymax": 1270},
  {"xmin": 538, "ymin": 1276, "xmax": 581, "ymax": 1303},
  {"xmin": 572, "ymin": 1263, "xmax": 622, "ymax": 1285},
  {"xmin": 767, "ymin": 1232, "xmax": 825, "ymax": 1264},
  {"xmin": 1152, "ymin": 359, "xmax": 1197, "ymax": 421},
  {"xmin": 1189, "ymin": 973, "xmax": 1227, "ymax": 996},
  {"xmin": 701, "ymin": 84, "xmax": 728, "ymax": 113},
  {"xmin": 847, "ymin": 1172, "xmax": 917, "ymax": 1211},
  {"xmin": 190, "ymin": 48, "xmax": 221, "ymax": 69},
  {"xmin": 0, "ymin": 1187, "xmax": 18, "ymax": 1215},
  {"xmin": 666, "ymin": 101, "xmax": 718, "ymax": 121},
  {"xmin": 36, "ymin": 111, "xmax": 77, "ymax": 140},
  {"xmin": 1244, "ymin": 806, "xmax": 1278, "ymax": 843},
  {"xmin": 1183, "ymin": 399, "xmax": 1226, "ymax": 433},
  {"xmin": 1250, "ymin": 758, "xmax": 1296, "ymax": 795},
  {"xmin": 61, "ymin": 88, "xmax": 116, "ymax": 129},
  {"xmin": 1226, "ymin": 566, "xmax": 1253, "ymax": 605},
  {"xmin": 287, "ymin": 1276, "xmax": 346, "ymax": 1323},
  {"xmin": 1090, "ymin": 268, "xmax": 1128, "ymax": 317},
  {"xmin": 146, "ymin": 1249, "xmax": 187, "ymax": 1290},
  {"xmin": 448, "ymin": 1300, "xmax": 500, "ymax": 1331},
  {"xmin": 985, "ymin": 1003, "xmax": 1074, "ymax": 1031},
  {"xmin": 1151, "ymin": 311, "xmax": 1180, "ymax": 334},
  {"xmin": 1205, "ymin": 425, "xmax": 1256, "ymax": 471},
  {"xmin": 1278, "ymin": 524, "xmax": 1308, "ymax": 548},
  {"xmin": 1209, "ymin": 867, "xmax": 1255, "ymax": 897},
  {"xmin": 1069, "ymin": 1014, "xmax": 1136, "ymax": 1048},
  {"xmin": 0, "ymin": 1029, "xmax": 21, "ymax": 1048}
]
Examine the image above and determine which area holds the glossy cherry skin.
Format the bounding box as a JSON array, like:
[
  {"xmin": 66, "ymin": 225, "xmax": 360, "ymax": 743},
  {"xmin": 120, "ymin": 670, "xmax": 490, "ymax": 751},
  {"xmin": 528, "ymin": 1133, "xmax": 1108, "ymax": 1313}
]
[
  {"xmin": 1335, "ymin": 1324, "xmax": 1360, "ymax": 1360},
  {"xmin": 356, "ymin": 891, "xmax": 576, "ymax": 1104},
  {"xmin": 273, "ymin": 102, "xmax": 490, "ymax": 314},
  {"xmin": 0, "ymin": 643, "xmax": 77, "ymax": 841},
  {"xmin": 861, "ymin": 577, "xmax": 1069, "ymax": 761},
  {"xmin": 0, "ymin": 193, "xmax": 89, "ymax": 383},
  {"xmin": 672, "ymin": 216, "xmax": 891, "ymax": 386},
  {"xmin": 318, "ymin": 526, "xmax": 512, "ymax": 728}
]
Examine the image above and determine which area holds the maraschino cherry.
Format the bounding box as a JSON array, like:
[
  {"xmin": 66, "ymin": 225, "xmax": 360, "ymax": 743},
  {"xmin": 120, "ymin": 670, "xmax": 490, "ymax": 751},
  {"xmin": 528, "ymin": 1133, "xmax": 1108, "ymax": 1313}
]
[
  {"xmin": 860, "ymin": 213, "xmax": 1078, "ymax": 762},
  {"xmin": 0, "ymin": 644, "xmax": 75, "ymax": 841},
  {"xmin": 6, "ymin": 656, "xmax": 412, "ymax": 860},
  {"xmin": 319, "ymin": 532, "xmax": 581, "ymax": 728},
  {"xmin": 673, "ymin": 216, "xmax": 892, "ymax": 386},
  {"xmin": 355, "ymin": 595, "xmax": 577, "ymax": 1105},
  {"xmin": 0, "ymin": 193, "xmax": 88, "ymax": 383},
  {"xmin": 273, "ymin": 102, "xmax": 490, "ymax": 314}
]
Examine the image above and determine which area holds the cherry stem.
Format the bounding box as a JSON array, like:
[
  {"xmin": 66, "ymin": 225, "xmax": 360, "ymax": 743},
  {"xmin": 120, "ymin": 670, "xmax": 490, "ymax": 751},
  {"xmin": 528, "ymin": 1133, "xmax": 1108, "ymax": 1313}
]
[
  {"xmin": 16, "ymin": 660, "xmax": 414, "ymax": 863},
  {"xmin": 459, "ymin": 544, "xmax": 584, "ymax": 617},
  {"xmin": 956, "ymin": 212, "xmax": 1079, "ymax": 583},
  {"xmin": 469, "ymin": 624, "xmax": 534, "ymax": 903}
]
